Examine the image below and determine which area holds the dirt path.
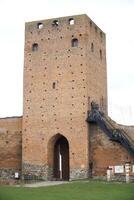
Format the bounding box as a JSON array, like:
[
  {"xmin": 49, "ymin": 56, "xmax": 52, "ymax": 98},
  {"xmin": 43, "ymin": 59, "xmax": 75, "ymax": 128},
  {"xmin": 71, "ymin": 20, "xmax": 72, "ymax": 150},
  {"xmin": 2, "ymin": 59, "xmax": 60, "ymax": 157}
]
[{"xmin": 17, "ymin": 181, "xmax": 69, "ymax": 188}]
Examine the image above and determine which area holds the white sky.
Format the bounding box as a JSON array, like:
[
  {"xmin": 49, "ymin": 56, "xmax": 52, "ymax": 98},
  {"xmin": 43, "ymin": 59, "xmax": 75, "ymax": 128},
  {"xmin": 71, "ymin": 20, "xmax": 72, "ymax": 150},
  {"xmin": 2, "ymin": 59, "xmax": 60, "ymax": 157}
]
[{"xmin": 0, "ymin": 0, "xmax": 134, "ymax": 125}]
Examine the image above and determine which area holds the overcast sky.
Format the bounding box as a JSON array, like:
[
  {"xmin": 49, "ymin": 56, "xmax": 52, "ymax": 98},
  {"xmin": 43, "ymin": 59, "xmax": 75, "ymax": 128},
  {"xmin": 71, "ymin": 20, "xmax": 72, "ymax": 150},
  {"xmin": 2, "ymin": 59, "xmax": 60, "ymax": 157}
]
[{"xmin": 0, "ymin": 0, "xmax": 134, "ymax": 125}]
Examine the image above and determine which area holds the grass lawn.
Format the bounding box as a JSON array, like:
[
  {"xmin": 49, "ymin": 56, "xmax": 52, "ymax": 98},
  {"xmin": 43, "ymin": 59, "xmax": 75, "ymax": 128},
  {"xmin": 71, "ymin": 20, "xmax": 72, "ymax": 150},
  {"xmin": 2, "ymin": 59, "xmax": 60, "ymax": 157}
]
[{"xmin": 0, "ymin": 181, "xmax": 134, "ymax": 200}]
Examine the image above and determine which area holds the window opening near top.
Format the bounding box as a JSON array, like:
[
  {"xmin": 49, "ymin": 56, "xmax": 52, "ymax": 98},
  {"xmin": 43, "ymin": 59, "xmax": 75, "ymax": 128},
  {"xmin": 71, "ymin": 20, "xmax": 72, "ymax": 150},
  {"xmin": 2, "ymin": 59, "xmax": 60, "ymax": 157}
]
[
  {"xmin": 32, "ymin": 43, "xmax": 38, "ymax": 52},
  {"xmin": 69, "ymin": 18, "xmax": 74, "ymax": 25},
  {"xmin": 71, "ymin": 38, "xmax": 78, "ymax": 47},
  {"xmin": 37, "ymin": 23, "xmax": 44, "ymax": 29},
  {"xmin": 52, "ymin": 20, "xmax": 59, "ymax": 27}
]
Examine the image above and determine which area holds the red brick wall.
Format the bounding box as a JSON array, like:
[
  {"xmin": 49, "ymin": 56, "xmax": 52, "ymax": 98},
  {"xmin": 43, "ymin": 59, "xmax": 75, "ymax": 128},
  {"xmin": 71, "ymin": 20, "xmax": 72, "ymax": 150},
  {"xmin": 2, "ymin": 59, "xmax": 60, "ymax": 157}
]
[
  {"xmin": 22, "ymin": 14, "xmax": 107, "ymax": 179},
  {"xmin": 89, "ymin": 123, "xmax": 134, "ymax": 177},
  {"xmin": 0, "ymin": 117, "xmax": 22, "ymax": 176}
]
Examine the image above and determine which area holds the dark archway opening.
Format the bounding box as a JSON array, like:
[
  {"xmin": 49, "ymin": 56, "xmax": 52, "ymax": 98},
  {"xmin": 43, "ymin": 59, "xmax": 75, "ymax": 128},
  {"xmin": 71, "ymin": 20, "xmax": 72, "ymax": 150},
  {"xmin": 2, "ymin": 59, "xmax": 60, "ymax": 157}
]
[{"xmin": 53, "ymin": 136, "xmax": 69, "ymax": 180}]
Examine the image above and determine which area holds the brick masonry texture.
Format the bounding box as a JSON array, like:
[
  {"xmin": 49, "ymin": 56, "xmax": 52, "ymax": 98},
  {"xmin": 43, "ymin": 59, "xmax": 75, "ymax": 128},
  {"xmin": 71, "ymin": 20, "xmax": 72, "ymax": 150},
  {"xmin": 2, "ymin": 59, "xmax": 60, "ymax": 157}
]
[
  {"xmin": 0, "ymin": 117, "xmax": 22, "ymax": 180},
  {"xmin": 0, "ymin": 14, "xmax": 134, "ymax": 181}
]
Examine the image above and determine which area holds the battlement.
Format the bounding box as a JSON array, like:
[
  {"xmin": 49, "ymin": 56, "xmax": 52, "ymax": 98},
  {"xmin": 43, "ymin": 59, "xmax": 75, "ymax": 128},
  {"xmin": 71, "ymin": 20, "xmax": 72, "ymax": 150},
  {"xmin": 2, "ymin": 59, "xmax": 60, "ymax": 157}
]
[{"xmin": 25, "ymin": 14, "xmax": 105, "ymax": 38}]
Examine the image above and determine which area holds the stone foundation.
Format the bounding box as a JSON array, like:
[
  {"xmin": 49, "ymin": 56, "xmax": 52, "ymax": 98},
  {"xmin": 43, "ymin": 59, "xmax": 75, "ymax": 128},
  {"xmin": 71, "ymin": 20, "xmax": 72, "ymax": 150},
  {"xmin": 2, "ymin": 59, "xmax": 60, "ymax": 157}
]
[
  {"xmin": 0, "ymin": 168, "xmax": 21, "ymax": 180},
  {"xmin": 70, "ymin": 168, "xmax": 89, "ymax": 180},
  {"xmin": 22, "ymin": 163, "xmax": 53, "ymax": 180}
]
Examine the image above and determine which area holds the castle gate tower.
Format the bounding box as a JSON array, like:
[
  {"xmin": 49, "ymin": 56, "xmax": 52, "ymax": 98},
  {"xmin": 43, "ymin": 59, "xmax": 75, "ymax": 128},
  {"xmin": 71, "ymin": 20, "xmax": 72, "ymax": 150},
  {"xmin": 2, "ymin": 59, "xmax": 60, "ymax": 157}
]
[{"xmin": 22, "ymin": 14, "xmax": 107, "ymax": 180}]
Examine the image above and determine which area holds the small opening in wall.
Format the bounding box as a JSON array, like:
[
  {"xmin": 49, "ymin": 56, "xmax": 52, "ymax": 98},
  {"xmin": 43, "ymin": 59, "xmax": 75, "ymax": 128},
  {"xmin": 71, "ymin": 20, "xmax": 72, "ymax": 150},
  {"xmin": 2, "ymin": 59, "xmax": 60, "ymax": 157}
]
[
  {"xmin": 100, "ymin": 31, "xmax": 103, "ymax": 38},
  {"xmin": 37, "ymin": 23, "xmax": 44, "ymax": 29},
  {"xmin": 90, "ymin": 21, "xmax": 92, "ymax": 27},
  {"xmin": 100, "ymin": 49, "xmax": 102, "ymax": 59},
  {"xmin": 53, "ymin": 82, "xmax": 56, "ymax": 89},
  {"xmin": 69, "ymin": 18, "xmax": 74, "ymax": 25},
  {"xmin": 71, "ymin": 38, "xmax": 78, "ymax": 47},
  {"xmin": 52, "ymin": 20, "xmax": 59, "ymax": 27},
  {"xmin": 32, "ymin": 43, "xmax": 38, "ymax": 52},
  {"xmin": 91, "ymin": 43, "xmax": 94, "ymax": 52}
]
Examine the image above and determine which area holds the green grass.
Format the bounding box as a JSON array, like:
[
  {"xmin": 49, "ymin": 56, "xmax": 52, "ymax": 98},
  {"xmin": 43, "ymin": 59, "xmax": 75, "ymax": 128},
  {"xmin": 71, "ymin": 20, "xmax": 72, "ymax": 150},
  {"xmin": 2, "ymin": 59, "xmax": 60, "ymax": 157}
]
[{"xmin": 0, "ymin": 181, "xmax": 134, "ymax": 200}]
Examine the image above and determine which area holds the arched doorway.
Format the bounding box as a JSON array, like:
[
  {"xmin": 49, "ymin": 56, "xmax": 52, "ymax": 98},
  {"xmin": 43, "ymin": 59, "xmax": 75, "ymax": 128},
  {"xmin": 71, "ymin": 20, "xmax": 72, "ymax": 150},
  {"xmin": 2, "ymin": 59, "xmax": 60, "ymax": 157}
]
[{"xmin": 53, "ymin": 135, "xmax": 69, "ymax": 180}]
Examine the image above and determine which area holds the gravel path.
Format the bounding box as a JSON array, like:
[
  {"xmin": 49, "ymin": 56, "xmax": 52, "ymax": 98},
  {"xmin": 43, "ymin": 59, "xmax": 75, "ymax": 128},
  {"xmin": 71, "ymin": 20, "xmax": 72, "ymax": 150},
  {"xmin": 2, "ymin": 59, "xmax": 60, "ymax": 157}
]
[{"xmin": 18, "ymin": 181, "xmax": 69, "ymax": 188}]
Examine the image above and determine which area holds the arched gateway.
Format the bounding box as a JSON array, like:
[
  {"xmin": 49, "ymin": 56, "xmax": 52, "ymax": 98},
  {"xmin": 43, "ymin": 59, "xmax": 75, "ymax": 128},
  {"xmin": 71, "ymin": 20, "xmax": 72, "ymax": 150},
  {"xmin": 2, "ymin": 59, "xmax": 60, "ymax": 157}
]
[{"xmin": 48, "ymin": 134, "xmax": 69, "ymax": 181}]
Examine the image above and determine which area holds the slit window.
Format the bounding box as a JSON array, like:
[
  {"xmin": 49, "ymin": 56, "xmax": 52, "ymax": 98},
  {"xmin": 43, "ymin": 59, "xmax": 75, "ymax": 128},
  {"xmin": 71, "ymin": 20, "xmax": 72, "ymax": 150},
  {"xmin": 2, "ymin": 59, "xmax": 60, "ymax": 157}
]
[
  {"xmin": 32, "ymin": 43, "xmax": 38, "ymax": 52},
  {"xmin": 100, "ymin": 49, "xmax": 102, "ymax": 59},
  {"xmin": 52, "ymin": 20, "xmax": 59, "ymax": 27},
  {"xmin": 71, "ymin": 38, "xmax": 78, "ymax": 47},
  {"xmin": 37, "ymin": 23, "xmax": 44, "ymax": 29},
  {"xmin": 69, "ymin": 18, "xmax": 74, "ymax": 25},
  {"xmin": 91, "ymin": 43, "xmax": 94, "ymax": 52},
  {"xmin": 52, "ymin": 82, "xmax": 56, "ymax": 89}
]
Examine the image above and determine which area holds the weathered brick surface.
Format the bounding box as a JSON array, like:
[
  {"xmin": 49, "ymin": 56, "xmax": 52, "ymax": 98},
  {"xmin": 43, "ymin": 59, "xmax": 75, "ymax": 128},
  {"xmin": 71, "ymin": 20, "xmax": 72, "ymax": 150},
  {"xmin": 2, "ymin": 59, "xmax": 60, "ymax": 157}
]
[
  {"xmin": 89, "ymin": 123, "xmax": 134, "ymax": 178},
  {"xmin": 22, "ymin": 14, "xmax": 107, "ymax": 180},
  {"xmin": 0, "ymin": 117, "xmax": 22, "ymax": 179}
]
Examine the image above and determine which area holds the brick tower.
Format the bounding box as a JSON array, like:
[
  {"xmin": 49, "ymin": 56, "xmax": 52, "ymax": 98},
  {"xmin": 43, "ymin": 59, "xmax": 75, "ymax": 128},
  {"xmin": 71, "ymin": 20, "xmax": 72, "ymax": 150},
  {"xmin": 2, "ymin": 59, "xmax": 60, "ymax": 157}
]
[{"xmin": 22, "ymin": 14, "xmax": 107, "ymax": 180}]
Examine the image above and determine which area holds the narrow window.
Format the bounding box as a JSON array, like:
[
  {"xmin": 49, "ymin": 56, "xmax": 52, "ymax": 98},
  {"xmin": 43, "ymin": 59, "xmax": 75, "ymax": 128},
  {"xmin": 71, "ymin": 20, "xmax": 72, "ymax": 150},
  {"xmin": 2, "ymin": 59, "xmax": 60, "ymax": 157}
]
[
  {"xmin": 69, "ymin": 18, "xmax": 74, "ymax": 25},
  {"xmin": 91, "ymin": 43, "xmax": 94, "ymax": 52},
  {"xmin": 32, "ymin": 43, "xmax": 38, "ymax": 52},
  {"xmin": 37, "ymin": 23, "xmax": 43, "ymax": 29},
  {"xmin": 71, "ymin": 38, "xmax": 78, "ymax": 47},
  {"xmin": 100, "ymin": 31, "xmax": 103, "ymax": 38},
  {"xmin": 53, "ymin": 82, "xmax": 56, "ymax": 89},
  {"xmin": 100, "ymin": 49, "xmax": 102, "ymax": 59},
  {"xmin": 52, "ymin": 20, "xmax": 59, "ymax": 27}
]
